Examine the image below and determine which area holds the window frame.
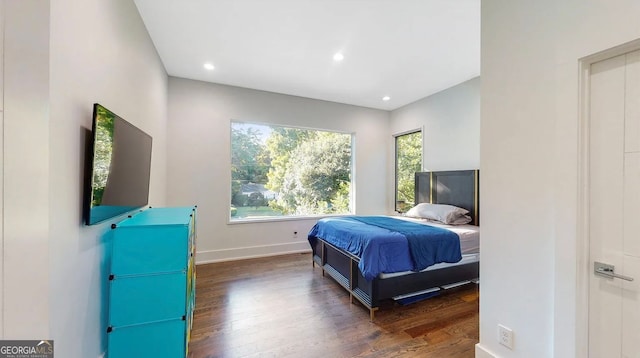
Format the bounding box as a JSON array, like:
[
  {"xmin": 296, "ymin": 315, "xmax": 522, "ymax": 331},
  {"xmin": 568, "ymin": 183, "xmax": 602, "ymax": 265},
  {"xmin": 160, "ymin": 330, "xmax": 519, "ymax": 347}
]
[
  {"xmin": 394, "ymin": 128, "xmax": 423, "ymax": 213},
  {"xmin": 229, "ymin": 120, "xmax": 355, "ymax": 223}
]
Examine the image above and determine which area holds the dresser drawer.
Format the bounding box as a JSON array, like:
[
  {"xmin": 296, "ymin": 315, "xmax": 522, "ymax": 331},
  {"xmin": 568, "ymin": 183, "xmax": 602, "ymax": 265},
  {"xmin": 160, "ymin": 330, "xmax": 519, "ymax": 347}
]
[
  {"xmin": 108, "ymin": 318, "xmax": 186, "ymax": 358},
  {"xmin": 109, "ymin": 271, "xmax": 187, "ymax": 327}
]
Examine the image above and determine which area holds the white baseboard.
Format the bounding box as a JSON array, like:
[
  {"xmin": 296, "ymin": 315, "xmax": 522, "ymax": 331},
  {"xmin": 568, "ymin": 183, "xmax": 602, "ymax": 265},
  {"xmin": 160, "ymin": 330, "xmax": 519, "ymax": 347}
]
[
  {"xmin": 475, "ymin": 343, "xmax": 497, "ymax": 358},
  {"xmin": 196, "ymin": 241, "xmax": 311, "ymax": 264}
]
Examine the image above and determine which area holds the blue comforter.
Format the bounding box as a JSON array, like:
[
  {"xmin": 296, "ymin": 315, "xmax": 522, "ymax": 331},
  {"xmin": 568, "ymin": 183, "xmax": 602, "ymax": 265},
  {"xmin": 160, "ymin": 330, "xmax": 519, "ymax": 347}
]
[{"xmin": 308, "ymin": 216, "xmax": 462, "ymax": 281}]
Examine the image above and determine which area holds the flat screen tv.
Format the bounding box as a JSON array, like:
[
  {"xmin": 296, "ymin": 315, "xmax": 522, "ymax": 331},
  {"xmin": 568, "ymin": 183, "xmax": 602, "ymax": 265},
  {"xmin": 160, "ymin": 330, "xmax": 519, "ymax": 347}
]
[{"xmin": 84, "ymin": 103, "xmax": 153, "ymax": 225}]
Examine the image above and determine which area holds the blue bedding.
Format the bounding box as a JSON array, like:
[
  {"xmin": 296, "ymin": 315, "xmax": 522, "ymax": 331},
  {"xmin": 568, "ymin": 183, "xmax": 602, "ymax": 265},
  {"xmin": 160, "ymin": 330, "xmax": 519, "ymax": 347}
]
[{"xmin": 307, "ymin": 216, "xmax": 462, "ymax": 281}]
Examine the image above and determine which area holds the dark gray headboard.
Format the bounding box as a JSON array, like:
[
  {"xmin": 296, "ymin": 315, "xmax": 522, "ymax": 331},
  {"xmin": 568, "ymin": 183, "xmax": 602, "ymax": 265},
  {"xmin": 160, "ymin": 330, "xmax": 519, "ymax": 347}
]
[{"xmin": 414, "ymin": 170, "xmax": 479, "ymax": 226}]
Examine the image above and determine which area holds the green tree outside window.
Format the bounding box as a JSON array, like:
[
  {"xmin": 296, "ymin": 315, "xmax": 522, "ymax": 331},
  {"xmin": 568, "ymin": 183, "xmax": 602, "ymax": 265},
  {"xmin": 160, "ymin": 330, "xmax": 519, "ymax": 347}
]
[
  {"xmin": 395, "ymin": 131, "xmax": 422, "ymax": 213},
  {"xmin": 231, "ymin": 122, "xmax": 353, "ymax": 221}
]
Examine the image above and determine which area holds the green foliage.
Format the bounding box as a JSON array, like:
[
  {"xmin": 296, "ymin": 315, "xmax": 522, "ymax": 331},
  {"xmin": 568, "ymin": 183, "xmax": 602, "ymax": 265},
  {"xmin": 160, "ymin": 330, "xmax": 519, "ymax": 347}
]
[
  {"xmin": 231, "ymin": 127, "xmax": 270, "ymax": 183},
  {"xmin": 230, "ymin": 126, "xmax": 271, "ymax": 205},
  {"xmin": 231, "ymin": 192, "xmax": 248, "ymax": 207},
  {"xmin": 231, "ymin": 122, "xmax": 352, "ymax": 218},
  {"xmin": 268, "ymin": 131, "xmax": 351, "ymax": 215},
  {"xmin": 330, "ymin": 181, "xmax": 351, "ymax": 213},
  {"xmin": 396, "ymin": 132, "xmax": 422, "ymax": 211},
  {"xmin": 247, "ymin": 192, "xmax": 268, "ymax": 209},
  {"xmin": 264, "ymin": 127, "xmax": 312, "ymax": 194},
  {"xmin": 91, "ymin": 106, "xmax": 115, "ymax": 206}
]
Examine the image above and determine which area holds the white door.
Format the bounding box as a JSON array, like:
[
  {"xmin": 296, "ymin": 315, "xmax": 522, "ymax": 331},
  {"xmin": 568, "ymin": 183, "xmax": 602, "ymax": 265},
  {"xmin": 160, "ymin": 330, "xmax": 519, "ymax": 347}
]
[{"xmin": 589, "ymin": 49, "xmax": 640, "ymax": 357}]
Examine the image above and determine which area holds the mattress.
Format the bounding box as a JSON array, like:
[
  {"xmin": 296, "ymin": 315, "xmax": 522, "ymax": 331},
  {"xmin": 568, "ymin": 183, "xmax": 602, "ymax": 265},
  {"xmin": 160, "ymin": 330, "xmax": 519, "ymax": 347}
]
[{"xmin": 379, "ymin": 253, "xmax": 480, "ymax": 279}]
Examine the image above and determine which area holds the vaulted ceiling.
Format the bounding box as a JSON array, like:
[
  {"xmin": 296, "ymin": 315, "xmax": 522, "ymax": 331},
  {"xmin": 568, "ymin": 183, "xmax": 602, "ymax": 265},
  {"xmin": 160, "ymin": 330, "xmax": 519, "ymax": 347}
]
[{"xmin": 134, "ymin": 0, "xmax": 480, "ymax": 110}]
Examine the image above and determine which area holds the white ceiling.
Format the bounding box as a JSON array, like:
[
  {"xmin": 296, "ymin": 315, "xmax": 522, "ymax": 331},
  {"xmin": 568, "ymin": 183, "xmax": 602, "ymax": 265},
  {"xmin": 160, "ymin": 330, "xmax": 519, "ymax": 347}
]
[{"xmin": 134, "ymin": 0, "xmax": 480, "ymax": 111}]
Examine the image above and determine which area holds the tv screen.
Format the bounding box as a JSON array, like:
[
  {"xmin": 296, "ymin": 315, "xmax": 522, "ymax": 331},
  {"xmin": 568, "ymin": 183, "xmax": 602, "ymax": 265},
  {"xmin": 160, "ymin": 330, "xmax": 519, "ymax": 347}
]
[{"xmin": 85, "ymin": 103, "xmax": 153, "ymax": 225}]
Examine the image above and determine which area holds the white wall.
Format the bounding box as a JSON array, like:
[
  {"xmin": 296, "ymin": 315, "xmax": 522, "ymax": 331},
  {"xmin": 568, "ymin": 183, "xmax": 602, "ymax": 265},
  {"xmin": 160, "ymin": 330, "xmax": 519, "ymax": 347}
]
[
  {"xmin": 2, "ymin": 0, "xmax": 166, "ymax": 357},
  {"xmin": 479, "ymin": 1, "xmax": 640, "ymax": 357},
  {"xmin": 390, "ymin": 77, "xmax": 480, "ymax": 171},
  {"xmin": 3, "ymin": 0, "xmax": 50, "ymax": 339},
  {"xmin": 167, "ymin": 77, "xmax": 389, "ymax": 262},
  {"xmin": 0, "ymin": 0, "xmax": 5, "ymax": 336}
]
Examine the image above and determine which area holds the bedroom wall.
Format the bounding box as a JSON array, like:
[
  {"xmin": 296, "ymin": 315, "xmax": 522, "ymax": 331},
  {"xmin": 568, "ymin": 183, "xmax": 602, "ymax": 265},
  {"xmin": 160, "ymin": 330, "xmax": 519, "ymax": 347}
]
[
  {"xmin": 388, "ymin": 77, "xmax": 480, "ymax": 213},
  {"xmin": 0, "ymin": 0, "xmax": 3, "ymax": 336},
  {"xmin": 3, "ymin": 0, "xmax": 50, "ymax": 338},
  {"xmin": 166, "ymin": 77, "xmax": 390, "ymax": 262},
  {"xmin": 480, "ymin": 1, "xmax": 640, "ymax": 357},
  {"xmin": 390, "ymin": 77, "xmax": 480, "ymax": 171},
  {"xmin": 1, "ymin": 0, "xmax": 167, "ymax": 356}
]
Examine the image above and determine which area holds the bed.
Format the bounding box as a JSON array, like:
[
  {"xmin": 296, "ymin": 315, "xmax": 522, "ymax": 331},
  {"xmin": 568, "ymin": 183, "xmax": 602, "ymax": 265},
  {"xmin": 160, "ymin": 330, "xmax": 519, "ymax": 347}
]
[{"xmin": 308, "ymin": 170, "xmax": 479, "ymax": 319}]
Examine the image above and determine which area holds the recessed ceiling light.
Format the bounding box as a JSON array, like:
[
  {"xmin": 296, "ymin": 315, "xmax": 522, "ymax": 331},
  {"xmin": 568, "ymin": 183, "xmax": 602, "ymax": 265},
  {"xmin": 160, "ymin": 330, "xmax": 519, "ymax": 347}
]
[
  {"xmin": 333, "ymin": 52, "xmax": 344, "ymax": 62},
  {"xmin": 382, "ymin": 96, "xmax": 391, "ymax": 101},
  {"xmin": 203, "ymin": 63, "xmax": 215, "ymax": 71}
]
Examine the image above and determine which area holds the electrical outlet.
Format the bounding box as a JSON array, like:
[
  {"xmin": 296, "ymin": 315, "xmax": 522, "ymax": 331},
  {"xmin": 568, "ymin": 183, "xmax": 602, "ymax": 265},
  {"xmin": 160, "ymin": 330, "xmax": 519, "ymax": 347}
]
[
  {"xmin": 293, "ymin": 231, "xmax": 298, "ymax": 238},
  {"xmin": 498, "ymin": 324, "xmax": 514, "ymax": 349}
]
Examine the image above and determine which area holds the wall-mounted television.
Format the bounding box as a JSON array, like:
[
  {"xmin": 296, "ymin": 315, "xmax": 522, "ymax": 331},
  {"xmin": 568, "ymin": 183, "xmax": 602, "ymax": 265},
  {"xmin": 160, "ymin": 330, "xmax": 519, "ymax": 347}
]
[{"xmin": 84, "ymin": 103, "xmax": 153, "ymax": 225}]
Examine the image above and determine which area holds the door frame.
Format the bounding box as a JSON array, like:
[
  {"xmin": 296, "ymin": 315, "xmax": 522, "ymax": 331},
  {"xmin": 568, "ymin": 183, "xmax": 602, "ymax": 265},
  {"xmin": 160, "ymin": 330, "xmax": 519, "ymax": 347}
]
[{"xmin": 577, "ymin": 38, "xmax": 640, "ymax": 357}]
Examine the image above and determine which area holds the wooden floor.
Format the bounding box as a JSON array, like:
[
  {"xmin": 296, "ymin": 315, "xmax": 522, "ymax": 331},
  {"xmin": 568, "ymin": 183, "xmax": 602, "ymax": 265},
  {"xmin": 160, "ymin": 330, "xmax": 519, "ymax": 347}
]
[{"xmin": 189, "ymin": 253, "xmax": 479, "ymax": 358}]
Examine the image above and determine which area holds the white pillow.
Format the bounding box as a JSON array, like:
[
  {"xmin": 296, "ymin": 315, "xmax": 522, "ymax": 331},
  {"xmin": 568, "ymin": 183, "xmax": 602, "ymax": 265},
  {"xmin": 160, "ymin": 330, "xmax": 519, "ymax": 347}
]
[{"xmin": 405, "ymin": 203, "xmax": 471, "ymax": 225}]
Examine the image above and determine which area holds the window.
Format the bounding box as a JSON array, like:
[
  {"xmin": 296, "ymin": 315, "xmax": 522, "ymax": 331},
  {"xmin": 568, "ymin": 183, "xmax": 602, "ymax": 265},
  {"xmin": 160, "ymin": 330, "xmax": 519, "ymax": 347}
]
[
  {"xmin": 231, "ymin": 121, "xmax": 353, "ymax": 221},
  {"xmin": 395, "ymin": 130, "xmax": 422, "ymax": 213}
]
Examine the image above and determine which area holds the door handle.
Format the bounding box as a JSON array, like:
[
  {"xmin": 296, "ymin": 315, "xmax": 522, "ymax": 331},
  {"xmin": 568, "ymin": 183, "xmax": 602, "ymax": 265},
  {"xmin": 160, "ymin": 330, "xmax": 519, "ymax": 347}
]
[{"xmin": 594, "ymin": 261, "xmax": 634, "ymax": 282}]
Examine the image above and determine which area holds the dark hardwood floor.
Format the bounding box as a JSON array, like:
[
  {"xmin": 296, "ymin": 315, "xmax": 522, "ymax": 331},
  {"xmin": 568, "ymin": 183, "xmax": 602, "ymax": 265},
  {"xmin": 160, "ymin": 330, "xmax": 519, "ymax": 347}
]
[{"xmin": 189, "ymin": 253, "xmax": 479, "ymax": 358}]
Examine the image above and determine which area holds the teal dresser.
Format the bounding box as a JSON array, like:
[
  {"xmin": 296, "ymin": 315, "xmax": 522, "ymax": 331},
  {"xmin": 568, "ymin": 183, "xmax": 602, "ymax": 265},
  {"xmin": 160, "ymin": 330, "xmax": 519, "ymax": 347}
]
[{"xmin": 107, "ymin": 206, "xmax": 197, "ymax": 358}]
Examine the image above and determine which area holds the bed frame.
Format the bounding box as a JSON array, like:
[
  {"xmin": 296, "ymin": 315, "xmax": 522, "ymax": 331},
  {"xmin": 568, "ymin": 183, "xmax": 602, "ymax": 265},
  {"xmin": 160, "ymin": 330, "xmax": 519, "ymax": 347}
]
[{"xmin": 311, "ymin": 169, "xmax": 480, "ymax": 320}]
